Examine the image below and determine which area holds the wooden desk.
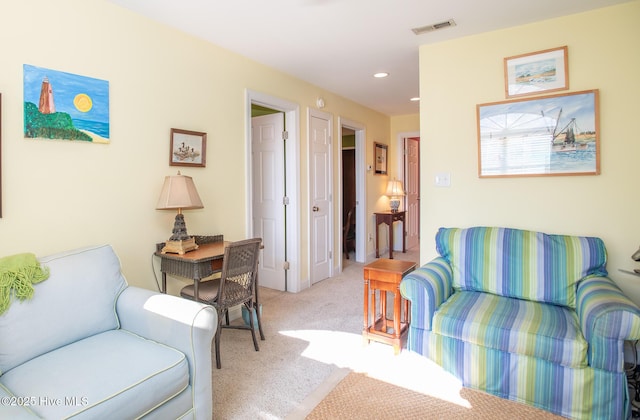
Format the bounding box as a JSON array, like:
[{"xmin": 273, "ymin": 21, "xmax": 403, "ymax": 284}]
[
  {"xmin": 155, "ymin": 236, "xmax": 226, "ymax": 298},
  {"xmin": 363, "ymin": 258, "xmax": 415, "ymax": 354},
  {"xmin": 374, "ymin": 211, "xmax": 406, "ymax": 259}
]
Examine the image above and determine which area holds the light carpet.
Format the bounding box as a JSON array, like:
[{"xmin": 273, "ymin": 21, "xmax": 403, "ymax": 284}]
[{"xmin": 211, "ymin": 248, "xmax": 564, "ymax": 419}]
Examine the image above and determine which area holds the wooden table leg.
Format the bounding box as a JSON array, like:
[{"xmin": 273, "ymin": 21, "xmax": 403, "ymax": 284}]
[
  {"xmin": 363, "ymin": 277, "xmax": 370, "ymax": 343},
  {"xmin": 393, "ymin": 287, "xmax": 402, "ymax": 354},
  {"xmin": 388, "ymin": 222, "xmax": 394, "ymax": 259}
]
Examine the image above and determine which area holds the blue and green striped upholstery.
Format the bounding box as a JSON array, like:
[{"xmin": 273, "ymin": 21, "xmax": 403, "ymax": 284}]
[
  {"xmin": 577, "ymin": 276, "xmax": 640, "ymax": 372},
  {"xmin": 433, "ymin": 291, "xmax": 588, "ymax": 368},
  {"xmin": 435, "ymin": 227, "xmax": 608, "ymax": 308},
  {"xmin": 416, "ymin": 331, "xmax": 627, "ymax": 419},
  {"xmin": 400, "ymin": 227, "xmax": 640, "ymax": 419}
]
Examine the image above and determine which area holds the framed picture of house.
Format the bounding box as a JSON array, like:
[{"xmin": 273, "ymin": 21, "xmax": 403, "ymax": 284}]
[
  {"xmin": 170, "ymin": 128, "xmax": 207, "ymax": 167},
  {"xmin": 504, "ymin": 46, "xmax": 568, "ymax": 98},
  {"xmin": 477, "ymin": 89, "xmax": 599, "ymax": 178},
  {"xmin": 374, "ymin": 142, "xmax": 388, "ymax": 175}
]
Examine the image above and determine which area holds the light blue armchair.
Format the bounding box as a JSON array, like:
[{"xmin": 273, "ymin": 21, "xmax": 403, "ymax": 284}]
[{"xmin": 0, "ymin": 244, "xmax": 217, "ymax": 419}]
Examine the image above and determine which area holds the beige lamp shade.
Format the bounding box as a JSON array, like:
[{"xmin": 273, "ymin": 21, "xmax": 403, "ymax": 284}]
[
  {"xmin": 156, "ymin": 172, "xmax": 204, "ymax": 211},
  {"xmin": 385, "ymin": 179, "xmax": 405, "ymax": 197}
]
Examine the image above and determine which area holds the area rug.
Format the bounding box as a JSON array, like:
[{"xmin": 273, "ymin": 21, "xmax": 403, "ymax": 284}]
[{"xmin": 304, "ymin": 371, "xmax": 564, "ymax": 419}]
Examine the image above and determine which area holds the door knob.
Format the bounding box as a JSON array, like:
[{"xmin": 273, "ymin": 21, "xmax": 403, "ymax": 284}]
[{"xmin": 312, "ymin": 206, "xmax": 319, "ymax": 212}]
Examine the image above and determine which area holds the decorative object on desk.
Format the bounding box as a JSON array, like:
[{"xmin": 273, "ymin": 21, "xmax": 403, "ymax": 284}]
[
  {"xmin": 374, "ymin": 142, "xmax": 388, "ymax": 175},
  {"xmin": 170, "ymin": 128, "xmax": 206, "ymax": 167},
  {"xmin": 156, "ymin": 171, "xmax": 204, "ymax": 254},
  {"xmin": 504, "ymin": 46, "xmax": 568, "ymax": 98},
  {"xmin": 385, "ymin": 179, "xmax": 405, "ymax": 212}
]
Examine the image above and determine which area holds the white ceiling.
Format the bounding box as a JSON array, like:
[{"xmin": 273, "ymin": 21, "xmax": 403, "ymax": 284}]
[{"xmin": 106, "ymin": 0, "xmax": 630, "ymax": 116}]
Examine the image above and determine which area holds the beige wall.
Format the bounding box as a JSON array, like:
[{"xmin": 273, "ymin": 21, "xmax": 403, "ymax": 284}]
[
  {"xmin": 419, "ymin": 2, "xmax": 640, "ymax": 303},
  {"xmin": 0, "ymin": 0, "xmax": 391, "ymax": 292}
]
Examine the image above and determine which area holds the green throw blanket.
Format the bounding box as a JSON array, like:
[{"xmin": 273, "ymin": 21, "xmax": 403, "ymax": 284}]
[{"xmin": 0, "ymin": 253, "xmax": 49, "ymax": 315}]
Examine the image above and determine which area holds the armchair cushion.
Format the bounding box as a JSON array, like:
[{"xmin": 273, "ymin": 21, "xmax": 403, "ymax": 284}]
[
  {"xmin": 433, "ymin": 291, "xmax": 588, "ymax": 368},
  {"xmin": 0, "ymin": 329, "xmax": 188, "ymax": 419},
  {"xmin": 435, "ymin": 226, "xmax": 608, "ymax": 308}
]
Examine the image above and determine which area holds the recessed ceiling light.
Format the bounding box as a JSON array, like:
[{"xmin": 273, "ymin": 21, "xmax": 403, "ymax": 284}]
[{"xmin": 373, "ymin": 72, "xmax": 389, "ymax": 78}]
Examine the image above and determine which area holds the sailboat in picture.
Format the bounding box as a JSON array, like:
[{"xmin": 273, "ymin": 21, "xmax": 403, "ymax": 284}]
[{"xmin": 549, "ymin": 108, "xmax": 589, "ymax": 152}]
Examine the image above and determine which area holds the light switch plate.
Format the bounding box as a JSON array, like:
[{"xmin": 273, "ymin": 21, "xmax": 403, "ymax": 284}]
[{"xmin": 435, "ymin": 172, "xmax": 451, "ymax": 187}]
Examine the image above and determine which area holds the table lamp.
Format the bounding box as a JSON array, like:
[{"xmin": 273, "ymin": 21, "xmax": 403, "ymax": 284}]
[
  {"xmin": 156, "ymin": 171, "xmax": 204, "ymax": 254},
  {"xmin": 385, "ymin": 179, "xmax": 405, "ymax": 213}
]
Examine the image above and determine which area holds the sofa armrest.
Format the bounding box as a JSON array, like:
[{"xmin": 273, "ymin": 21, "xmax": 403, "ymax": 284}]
[
  {"xmin": 400, "ymin": 257, "xmax": 453, "ymax": 331},
  {"xmin": 576, "ymin": 276, "xmax": 640, "ymax": 372},
  {"xmin": 115, "ymin": 286, "xmax": 217, "ymax": 420}
]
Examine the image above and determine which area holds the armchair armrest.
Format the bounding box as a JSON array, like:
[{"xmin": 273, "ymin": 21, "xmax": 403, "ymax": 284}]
[
  {"xmin": 115, "ymin": 286, "xmax": 217, "ymax": 419},
  {"xmin": 576, "ymin": 276, "xmax": 640, "ymax": 372},
  {"xmin": 400, "ymin": 257, "xmax": 453, "ymax": 331}
]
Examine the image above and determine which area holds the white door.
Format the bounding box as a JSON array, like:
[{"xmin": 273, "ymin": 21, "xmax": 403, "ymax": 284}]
[
  {"xmin": 405, "ymin": 137, "xmax": 420, "ymax": 250},
  {"xmin": 252, "ymin": 113, "xmax": 286, "ymax": 291},
  {"xmin": 309, "ymin": 111, "xmax": 332, "ymax": 284}
]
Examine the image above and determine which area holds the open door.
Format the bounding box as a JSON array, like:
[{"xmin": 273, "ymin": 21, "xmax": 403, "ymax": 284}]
[{"xmin": 251, "ymin": 112, "xmax": 287, "ymax": 291}]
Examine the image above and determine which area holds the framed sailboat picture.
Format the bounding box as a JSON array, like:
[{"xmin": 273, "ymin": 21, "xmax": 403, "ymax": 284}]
[{"xmin": 477, "ymin": 89, "xmax": 599, "ymax": 178}]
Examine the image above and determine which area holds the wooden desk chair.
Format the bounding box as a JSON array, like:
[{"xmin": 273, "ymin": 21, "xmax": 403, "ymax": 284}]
[{"xmin": 180, "ymin": 237, "xmax": 263, "ymax": 369}]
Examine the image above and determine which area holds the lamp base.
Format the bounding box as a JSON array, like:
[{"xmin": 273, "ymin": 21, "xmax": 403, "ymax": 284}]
[
  {"xmin": 161, "ymin": 237, "xmax": 199, "ymax": 255},
  {"xmin": 389, "ymin": 198, "xmax": 401, "ymax": 213}
]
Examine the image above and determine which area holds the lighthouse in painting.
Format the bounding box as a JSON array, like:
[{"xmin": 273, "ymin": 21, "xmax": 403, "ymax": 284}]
[{"xmin": 38, "ymin": 77, "xmax": 55, "ymax": 114}]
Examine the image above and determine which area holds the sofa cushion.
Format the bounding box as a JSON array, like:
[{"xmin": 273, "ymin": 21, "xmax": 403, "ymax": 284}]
[
  {"xmin": 0, "ymin": 329, "xmax": 189, "ymax": 419},
  {"xmin": 432, "ymin": 291, "xmax": 588, "ymax": 368},
  {"xmin": 0, "ymin": 245, "xmax": 127, "ymax": 375},
  {"xmin": 435, "ymin": 227, "xmax": 608, "ymax": 307}
]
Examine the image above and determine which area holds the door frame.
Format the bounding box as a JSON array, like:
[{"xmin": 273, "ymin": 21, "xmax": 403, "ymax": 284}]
[
  {"xmin": 307, "ymin": 108, "xmax": 333, "ymax": 284},
  {"xmin": 245, "ymin": 89, "xmax": 301, "ymax": 292},
  {"xmin": 339, "ymin": 117, "xmax": 366, "ymax": 266}
]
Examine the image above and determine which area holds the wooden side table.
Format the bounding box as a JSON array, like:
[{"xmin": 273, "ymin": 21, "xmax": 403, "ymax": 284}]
[
  {"xmin": 374, "ymin": 211, "xmax": 406, "ymax": 259},
  {"xmin": 363, "ymin": 258, "xmax": 416, "ymax": 354}
]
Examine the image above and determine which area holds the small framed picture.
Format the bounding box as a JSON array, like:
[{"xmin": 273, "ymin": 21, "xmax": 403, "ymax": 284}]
[
  {"xmin": 504, "ymin": 46, "xmax": 568, "ymax": 98},
  {"xmin": 170, "ymin": 128, "xmax": 206, "ymax": 167},
  {"xmin": 374, "ymin": 142, "xmax": 388, "ymax": 175}
]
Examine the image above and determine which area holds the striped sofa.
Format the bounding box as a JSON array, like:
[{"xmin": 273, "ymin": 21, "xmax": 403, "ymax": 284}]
[{"xmin": 400, "ymin": 227, "xmax": 640, "ymax": 419}]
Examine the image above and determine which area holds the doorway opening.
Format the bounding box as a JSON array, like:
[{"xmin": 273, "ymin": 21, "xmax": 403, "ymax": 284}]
[{"xmin": 339, "ymin": 118, "xmax": 366, "ymax": 268}]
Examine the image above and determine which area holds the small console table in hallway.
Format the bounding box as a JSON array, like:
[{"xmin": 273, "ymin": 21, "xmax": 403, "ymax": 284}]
[{"xmin": 374, "ymin": 211, "xmax": 406, "ymax": 259}]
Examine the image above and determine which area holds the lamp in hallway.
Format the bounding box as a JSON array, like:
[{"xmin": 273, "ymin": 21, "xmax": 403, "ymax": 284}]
[
  {"xmin": 156, "ymin": 171, "xmax": 204, "ymax": 254},
  {"xmin": 385, "ymin": 179, "xmax": 405, "ymax": 213}
]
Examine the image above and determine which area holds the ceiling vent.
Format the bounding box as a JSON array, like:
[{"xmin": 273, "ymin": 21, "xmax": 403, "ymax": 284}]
[{"xmin": 412, "ymin": 19, "xmax": 456, "ymax": 35}]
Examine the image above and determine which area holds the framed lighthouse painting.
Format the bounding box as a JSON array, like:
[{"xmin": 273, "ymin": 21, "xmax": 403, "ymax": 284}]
[{"xmin": 23, "ymin": 64, "xmax": 110, "ymax": 143}]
